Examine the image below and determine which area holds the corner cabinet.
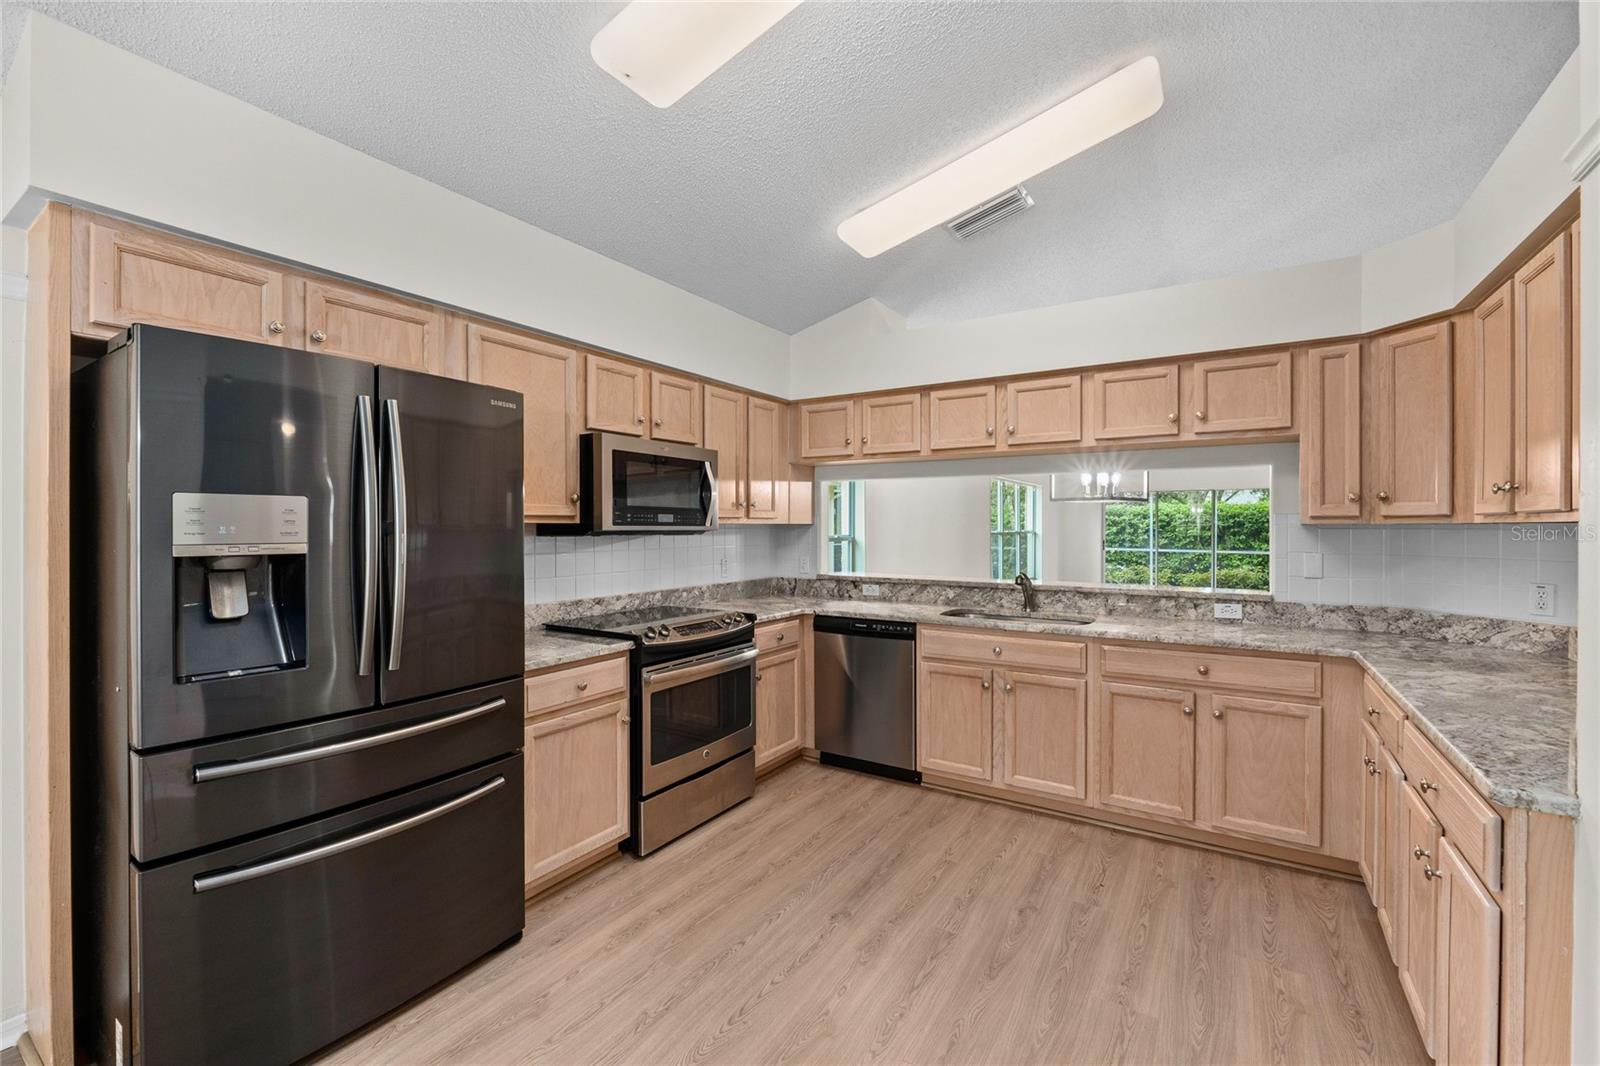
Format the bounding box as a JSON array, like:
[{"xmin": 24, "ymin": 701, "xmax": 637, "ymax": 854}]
[{"xmin": 465, "ymin": 323, "xmax": 583, "ymax": 522}]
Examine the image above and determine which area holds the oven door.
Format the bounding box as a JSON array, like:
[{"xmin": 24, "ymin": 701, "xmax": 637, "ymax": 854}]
[
  {"xmin": 639, "ymin": 644, "xmax": 756, "ymax": 794},
  {"xmin": 598, "ymin": 433, "xmax": 717, "ymax": 532}
]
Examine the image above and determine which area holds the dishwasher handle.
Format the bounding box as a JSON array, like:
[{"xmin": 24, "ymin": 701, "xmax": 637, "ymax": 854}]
[{"xmin": 813, "ymin": 615, "xmax": 917, "ymax": 639}]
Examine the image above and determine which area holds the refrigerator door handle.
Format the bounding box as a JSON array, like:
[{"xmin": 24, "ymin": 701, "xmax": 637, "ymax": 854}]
[
  {"xmin": 384, "ymin": 397, "xmax": 409, "ymax": 672},
  {"xmin": 355, "ymin": 395, "xmax": 379, "ymax": 677}
]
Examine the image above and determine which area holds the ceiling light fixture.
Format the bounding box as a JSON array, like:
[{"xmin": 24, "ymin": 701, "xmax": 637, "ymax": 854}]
[
  {"xmin": 837, "ymin": 56, "xmax": 1164, "ymax": 258},
  {"xmin": 591, "ymin": 0, "xmax": 802, "ymax": 109}
]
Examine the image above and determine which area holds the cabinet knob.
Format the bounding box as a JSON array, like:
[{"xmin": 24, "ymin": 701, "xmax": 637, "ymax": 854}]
[
  {"xmin": 1211, "ymin": 707, "xmax": 1222, "ymax": 719},
  {"xmin": 1167, "ymin": 412, "xmax": 1177, "ymax": 423},
  {"xmin": 1347, "ymin": 492, "xmax": 1359, "ymax": 502},
  {"xmin": 1491, "ymin": 481, "xmax": 1507, "ymax": 495},
  {"xmin": 992, "ymin": 646, "xmax": 1002, "ymax": 656},
  {"xmin": 1423, "ymin": 865, "xmax": 1441, "ymax": 881},
  {"xmin": 1362, "ymin": 756, "xmax": 1375, "ymax": 770},
  {"xmin": 1418, "ymin": 779, "xmax": 1438, "ymax": 794},
  {"xmin": 1510, "ymin": 482, "xmax": 1522, "ymax": 491},
  {"xmin": 1003, "ymin": 682, "xmax": 1013, "ymax": 693},
  {"xmin": 654, "ymin": 417, "xmax": 663, "ymax": 426},
  {"xmin": 1412, "ymin": 846, "xmax": 1430, "ymax": 861},
  {"xmin": 1366, "ymin": 706, "xmax": 1378, "ymax": 717},
  {"xmin": 755, "ymin": 671, "xmax": 763, "ymax": 682},
  {"xmin": 636, "ymin": 415, "xmax": 645, "ymax": 425},
  {"xmin": 1368, "ymin": 764, "xmax": 1382, "ymax": 777},
  {"xmin": 1182, "ymin": 705, "xmax": 1194, "ymax": 716},
  {"xmin": 981, "ymin": 680, "xmax": 991, "ymax": 691},
  {"xmin": 570, "ymin": 492, "xmax": 580, "ymax": 504},
  {"xmin": 845, "ymin": 436, "xmax": 852, "ymax": 445},
  {"xmin": 267, "ymin": 320, "xmax": 285, "ymax": 335},
  {"xmin": 1196, "ymin": 665, "xmax": 1209, "ymax": 676},
  {"xmin": 576, "ymin": 680, "xmax": 588, "ymax": 691},
  {"xmin": 986, "ymin": 426, "xmax": 994, "ymax": 436},
  {"xmin": 310, "ymin": 329, "xmax": 327, "ymax": 344},
  {"xmin": 861, "ymin": 436, "xmax": 867, "ymax": 445},
  {"xmin": 1376, "ymin": 491, "xmax": 1391, "ymax": 502},
  {"xmin": 1006, "ymin": 424, "xmax": 1015, "ymax": 435},
  {"xmin": 776, "ymin": 633, "xmax": 786, "ymax": 642},
  {"xmin": 1195, "ymin": 410, "xmax": 1205, "ymax": 421}
]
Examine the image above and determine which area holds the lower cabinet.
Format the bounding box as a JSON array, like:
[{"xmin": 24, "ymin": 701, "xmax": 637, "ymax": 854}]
[
  {"xmin": 1434, "ymin": 836, "xmax": 1502, "ymax": 1066},
  {"xmin": 1399, "ymin": 781, "xmax": 1443, "ymax": 1056},
  {"xmin": 522, "ymin": 694, "xmax": 629, "ymax": 895},
  {"xmin": 998, "ymin": 670, "xmax": 1088, "ymax": 801},
  {"xmin": 1097, "ymin": 682, "xmax": 1196, "ymax": 821},
  {"xmin": 917, "ymin": 660, "xmax": 994, "ymax": 781},
  {"xmin": 1378, "ymin": 741, "xmax": 1407, "ymax": 959},
  {"xmin": 755, "ymin": 644, "xmax": 803, "ymax": 770},
  {"xmin": 1204, "ymin": 693, "xmax": 1322, "ymax": 847},
  {"xmin": 1359, "ymin": 723, "xmax": 1383, "ymax": 902}
]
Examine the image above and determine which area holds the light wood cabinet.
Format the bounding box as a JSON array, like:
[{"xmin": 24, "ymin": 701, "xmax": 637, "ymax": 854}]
[
  {"xmin": 1089, "ymin": 364, "xmax": 1180, "ymax": 439},
  {"xmin": 78, "ymin": 216, "xmax": 291, "ymax": 344},
  {"xmin": 1372, "ymin": 321, "xmax": 1453, "ymax": 519},
  {"xmin": 1359, "ymin": 724, "xmax": 1383, "ymax": 903},
  {"xmin": 1097, "ymin": 682, "xmax": 1195, "ymax": 822},
  {"xmin": 649, "ymin": 370, "xmax": 703, "ymax": 444},
  {"xmin": 1203, "ymin": 693, "xmax": 1322, "ymax": 847},
  {"xmin": 797, "ymin": 400, "xmax": 858, "ymax": 459},
  {"xmin": 704, "ymin": 385, "xmax": 748, "ymax": 520},
  {"xmin": 1399, "ymin": 781, "xmax": 1442, "ymax": 1055},
  {"xmin": 464, "ymin": 324, "xmax": 581, "ymax": 521},
  {"xmin": 523, "ymin": 694, "xmax": 629, "ymax": 893},
  {"xmin": 1379, "ymin": 742, "xmax": 1406, "ymax": 959},
  {"xmin": 861, "ymin": 392, "xmax": 923, "ymax": 455},
  {"xmin": 1511, "ymin": 229, "xmax": 1574, "ymax": 514},
  {"xmin": 1301, "ymin": 343, "xmax": 1363, "ymax": 519},
  {"xmin": 1188, "ymin": 350, "xmax": 1293, "ymax": 434},
  {"xmin": 745, "ymin": 396, "xmax": 788, "ymax": 521},
  {"xmin": 1433, "ymin": 836, "xmax": 1501, "ymax": 1066},
  {"xmin": 586, "ymin": 354, "xmax": 647, "ymax": 435},
  {"xmin": 916, "ymin": 661, "xmax": 993, "ymax": 782},
  {"xmin": 304, "ymin": 279, "xmax": 443, "ymax": 372},
  {"xmin": 998, "ymin": 670, "xmax": 1087, "ymax": 802},
  {"xmin": 928, "ymin": 385, "xmax": 997, "ymax": 451},
  {"xmin": 1472, "ymin": 282, "xmax": 1516, "ymax": 516},
  {"xmin": 1002, "ymin": 374, "xmax": 1081, "ymax": 446},
  {"xmin": 754, "ymin": 645, "xmax": 803, "ymax": 770}
]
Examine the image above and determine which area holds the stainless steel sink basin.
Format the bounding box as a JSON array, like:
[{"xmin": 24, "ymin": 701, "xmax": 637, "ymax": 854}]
[{"xmin": 940, "ymin": 607, "xmax": 1095, "ymax": 625}]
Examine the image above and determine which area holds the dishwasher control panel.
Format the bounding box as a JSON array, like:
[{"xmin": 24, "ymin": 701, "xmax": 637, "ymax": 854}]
[{"xmin": 816, "ymin": 616, "xmax": 916, "ymax": 639}]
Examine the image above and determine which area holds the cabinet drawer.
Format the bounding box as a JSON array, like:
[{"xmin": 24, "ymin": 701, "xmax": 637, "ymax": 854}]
[
  {"xmin": 755, "ymin": 619, "xmax": 802, "ymax": 654},
  {"xmin": 1362, "ymin": 674, "xmax": 1406, "ymax": 752},
  {"xmin": 525, "ymin": 656, "xmax": 629, "ymax": 719},
  {"xmin": 1400, "ymin": 721, "xmax": 1502, "ymax": 891},
  {"xmin": 1099, "ymin": 643, "xmax": 1320, "ymax": 697},
  {"xmin": 920, "ymin": 627, "xmax": 1086, "ymax": 673}
]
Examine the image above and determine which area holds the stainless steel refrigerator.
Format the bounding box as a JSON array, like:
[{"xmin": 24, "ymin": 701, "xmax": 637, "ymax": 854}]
[{"xmin": 71, "ymin": 324, "xmax": 527, "ymax": 1066}]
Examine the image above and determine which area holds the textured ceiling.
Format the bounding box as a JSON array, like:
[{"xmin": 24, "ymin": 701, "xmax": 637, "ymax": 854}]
[{"xmin": 0, "ymin": 2, "xmax": 1577, "ymax": 333}]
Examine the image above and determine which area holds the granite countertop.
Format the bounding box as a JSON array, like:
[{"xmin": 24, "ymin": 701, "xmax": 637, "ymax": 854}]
[{"xmin": 525, "ymin": 597, "xmax": 1578, "ymax": 817}]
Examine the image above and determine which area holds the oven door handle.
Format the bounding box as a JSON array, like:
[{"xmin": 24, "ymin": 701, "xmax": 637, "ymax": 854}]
[{"xmin": 641, "ymin": 644, "xmax": 757, "ymax": 695}]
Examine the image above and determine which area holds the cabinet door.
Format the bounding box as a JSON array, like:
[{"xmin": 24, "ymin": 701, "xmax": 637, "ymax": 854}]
[
  {"xmin": 1003, "ymin": 375, "xmax": 1081, "ymax": 446},
  {"xmin": 524, "ymin": 697, "xmax": 628, "ymax": 890},
  {"xmin": 704, "ymin": 385, "xmax": 748, "ymax": 519},
  {"xmin": 798, "ymin": 400, "xmax": 858, "ymax": 459},
  {"xmin": 745, "ymin": 397, "xmax": 788, "ymax": 521},
  {"xmin": 82, "ymin": 217, "xmax": 290, "ymax": 344},
  {"xmin": 1372, "ymin": 321, "xmax": 1453, "ymax": 519},
  {"xmin": 861, "ymin": 392, "xmax": 923, "ymax": 455},
  {"xmin": 1472, "ymin": 282, "xmax": 1517, "ymax": 516},
  {"xmin": 1090, "ymin": 365, "xmax": 1180, "ymax": 439},
  {"xmin": 1513, "ymin": 229, "xmax": 1574, "ymax": 514},
  {"xmin": 754, "ymin": 646, "xmax": 803, "ymax": 769},
  {"xmin": 927, "ymin": 385, "xmax": 997, "ymax": 451},
  {"xmin": 1434, "ymin": 836, "xmax": 1501, "ymax": 1066},
  {"xmin": 586, "ymin": 354, "xmax": 646, "ymax": 435},
  {"xmin": 1399, "ymin": 781, "xmax": 1442, "ymax": 1056},
  {"xmin": 917, "ymin": 662, "xmax": 993, "ymax": 782},
  {"xmin": 1301, "ymin": 343, "xmax": 1363, "ymax": 519},
  {"xmin": 1097, "ymin": 682, "xmax": 1195, "ymax": 822},
  {"xmin": 1204, "ymin": 693, "xmax": 1322, "ymax": 847},
  {"xmin": 304, "ymin": 279, "xmax": 442, "ymax": 373},
  {"xmin": 465, "ymin": 324, "xmax": 581, "ymax": 521},
  {"xmin": 998, "ymin": 670, "xmax": 1087, "ymax": 802},
  {"xmin": 650, "ymin": 370, "xmax": 703, "ymax": 444},
  {"xmin": 1358, "ymin": 724, "xmax": 1383, "ymax": 904},
  {"xmin": 1189, "ymin": 350, "xmax": 1293, "ymax": 434},
  {"xmin": 1379, "ymin": 743, "xmax": 1406, "ymax": 961}
]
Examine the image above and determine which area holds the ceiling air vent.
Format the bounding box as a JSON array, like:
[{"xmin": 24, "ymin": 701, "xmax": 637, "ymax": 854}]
[{"xmin": 945, "ymin": 185, "xmax": 1034, "ymax": 240}]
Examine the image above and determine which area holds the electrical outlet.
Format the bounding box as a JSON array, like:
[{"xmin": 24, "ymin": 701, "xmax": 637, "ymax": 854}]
[
  {"xmin": 1530, "ymin": 582, "xmax": 1555, "ymax": 617},
  {"xmin": 862, "ymin": 583, "xmax": 882, "ymax": 598},
  {"xmin": 719, "ymin": 554, "xmax": 730, "ymax": 578},
  {"xmin": 1301, "ymin": 552, "xmax": 1324, "ymax": 579},
  {"xmin": 1213, "ymin": 602, "xmax": 1243, "ymax": 620}
]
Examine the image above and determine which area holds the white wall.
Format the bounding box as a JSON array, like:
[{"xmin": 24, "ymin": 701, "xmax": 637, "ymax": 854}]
[
  {"xmin": 0, "ymin": 15, "xmax": 792, "ymax": 396},
  {"xmin": 525, "ymin": 525, "xmax": 812, "ymax": 604},
  {"xmin": 1, "ymin": 224, "xmax": 27, "ymax": 1046}
]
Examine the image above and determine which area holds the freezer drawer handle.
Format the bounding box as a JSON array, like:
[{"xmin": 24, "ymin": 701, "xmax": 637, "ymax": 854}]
[
  {"xmin": 192, "ymin": 698, "xmax": 508, "ymax": 783},
  {"xmin": 192, "ymin": 775, "xmax": 506, "ymax": 893}
]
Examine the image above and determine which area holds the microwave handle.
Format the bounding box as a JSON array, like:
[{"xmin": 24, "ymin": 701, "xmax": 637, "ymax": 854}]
[{"xmin": 702, "ymin": 459, "xmax": 717, "ymax": 521}]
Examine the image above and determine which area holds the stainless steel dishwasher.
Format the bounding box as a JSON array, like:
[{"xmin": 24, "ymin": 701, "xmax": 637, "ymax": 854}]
[{"xmin": 813, "ymin": 616, "xmax": 919, "ymax": 782}]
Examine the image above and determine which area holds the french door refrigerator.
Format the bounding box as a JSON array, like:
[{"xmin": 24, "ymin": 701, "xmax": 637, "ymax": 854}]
[{"xmin": 71, "ymin": 324, "xmax": 526, "ymax": 1066}]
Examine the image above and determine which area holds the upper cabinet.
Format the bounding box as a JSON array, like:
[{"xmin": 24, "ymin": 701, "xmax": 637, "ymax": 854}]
[
  {"xmin": 861, "ymin": 392, "xmax": 924, "ymax": 455},
  {"xmin": 927, "ymin": 385, "xmax": 997, "ymax": 451},
  {"xmin": 744, "ymin": 396, "xmax": 789, "ymax": 522},
  {"xmin": 704, "ymin": 385, "xmax": 748, "ymax": 520},
  {"xmin": 464, "ymin": 324, "xmax": 582, "ymax": 522},
  {"xmin": 797, "ymin": 400, "xmax": 859, "ymax": 460},
  {"xmin": 1003, "ymin": 374, "xmax": 1082, "ymax": 446},
  {"xmin": 649, "ymin": 370, "xmax": 703, "ymax": 445},
  {"xmin": 1186, "ymin": 350, "xmax": 1293, "ymax": 435},
  {"xmin": 1301, "ymin": 343, "xmax": 1363, "ymax": 520},
  {"xmin": 1511, "ymin": 230, "xmax": 1574, "ymax": 515},
  {"xmin": 304, "ymin": 279, "xmax": 443, "ymax": 373},
  {"xmin": 1089, "ymin": 364, "xmax": 1180, "ymax": 439},
  {"xmin": 586, "ymin": 354, "xmax": 647, "ymax": 435},
  {"xmin": 1472, "ymin": 282, "xmax": 1516, "ymax": 517},
  {"xmin": 1371, "ymin": 321, "xmax": 1454, "ymax": 520},
  {"xmin": 77, "ymin": 215, "xmax": 290, "ymax": 345}
]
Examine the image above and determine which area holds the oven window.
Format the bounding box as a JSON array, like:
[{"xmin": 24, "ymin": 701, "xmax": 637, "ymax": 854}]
[
  {"xmin": 615, "ymin": 453, "xmax": 705, "ymax": 512},
  {"xmin": 649, "ymin": 669, "xmax": 753, "ymax": 765}
]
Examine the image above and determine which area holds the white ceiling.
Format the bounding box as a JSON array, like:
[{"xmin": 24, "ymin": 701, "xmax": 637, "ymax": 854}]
[{"xmin": 0, "ymin": 2, "xmax": 1577, "ymax": 334}]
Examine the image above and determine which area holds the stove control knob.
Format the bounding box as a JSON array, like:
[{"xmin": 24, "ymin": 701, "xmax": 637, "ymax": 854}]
[
  {"xmin": 643, "ymin": 627, "xmax": 660, "ymax": 641},
  {"xmin": 725, "ymin": 614, "xmax": 740, "ymax": 625}
]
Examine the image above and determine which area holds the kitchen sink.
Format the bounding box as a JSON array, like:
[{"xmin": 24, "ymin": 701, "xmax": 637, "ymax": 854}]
[{"xmin": 940, "ymin": 608, "xmax": 1096, "ymax": 625}]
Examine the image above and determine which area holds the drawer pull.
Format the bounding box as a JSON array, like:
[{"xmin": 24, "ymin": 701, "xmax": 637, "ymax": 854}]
[
  {"xmin": 1196, "ymin": 665, "xmax": 1209, "ymax": 676},
  {"xmin": 576, "ymin": 681, "xmax": 589, "ymax": 692},
  {"xmin": 1418, "ymin": 779, "xmax": 1438, "ymax": 795},
  {"xmin": 992, "ymin": 646, "xmax": 1002, "ymax": 656},
  {"xmin": 776, "ymin": 633, "xmax": 786, "ymax": 643}
]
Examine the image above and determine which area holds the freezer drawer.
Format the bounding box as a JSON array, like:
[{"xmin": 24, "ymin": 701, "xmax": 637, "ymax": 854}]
[
  {"xmin": 131, "ymin": 677, "xmax": 523, "ymax": 862},
  {"xmin": 127, "ymin": 756, "xmax": 524, "ymax": 1066}
]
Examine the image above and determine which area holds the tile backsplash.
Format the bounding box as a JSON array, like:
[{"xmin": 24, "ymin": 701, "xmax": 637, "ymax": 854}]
[{"xmin": 524, "ymin": 525, "xmax": 814, "ymax": 605}]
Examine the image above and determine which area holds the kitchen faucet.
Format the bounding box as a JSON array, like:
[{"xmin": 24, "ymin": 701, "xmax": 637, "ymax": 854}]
[{"xmin": 1014, "ymin": 571, "xmax": 1039, "ymax": 613}]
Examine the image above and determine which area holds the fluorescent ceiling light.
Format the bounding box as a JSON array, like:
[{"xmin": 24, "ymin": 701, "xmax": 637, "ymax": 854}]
[
  {"xmin": 592, "ymin": 1, "xmax": 802, "ymax": 109},
  {"xmin": 837, "ymin": 56, "xmax": 1164, "ymax": 258}
]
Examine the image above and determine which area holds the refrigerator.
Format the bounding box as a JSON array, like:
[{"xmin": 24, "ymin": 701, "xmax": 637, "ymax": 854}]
[{"xmin": 71, "ymin": 325, "xmax": 527, "ymax": 1066}]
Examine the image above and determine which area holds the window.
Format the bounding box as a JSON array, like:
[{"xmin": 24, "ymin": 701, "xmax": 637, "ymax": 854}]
[
  {"xmin": 823, "ymin": 481, "xmax": 865, "ymax": 574},
  {"xmin": 990, "ymin": 478, "xmax": 1041, "ymax": 581},
  {"xmin": 1103, "ymin": 489, "xmax": 1270, "ymax": 591}
]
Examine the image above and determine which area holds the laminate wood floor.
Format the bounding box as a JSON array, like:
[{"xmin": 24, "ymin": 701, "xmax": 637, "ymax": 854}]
[{"xmin": 320, "ymin": 761, "xmax": 1428, "ymax": 1065}]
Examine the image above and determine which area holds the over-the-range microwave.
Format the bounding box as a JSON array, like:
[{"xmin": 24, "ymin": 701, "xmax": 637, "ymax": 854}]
[{"xmin": 538, "ymin": 432, "xmax": 719, "ymax": 535}]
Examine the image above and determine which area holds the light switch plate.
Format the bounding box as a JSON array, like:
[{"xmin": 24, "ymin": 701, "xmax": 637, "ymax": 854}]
[
  {"xmin": 1531, "ymin": 583, "xmax": 1555, "ymax": 616},
  {"xmin": 1214, "ymin": 602, "xmax": 1243, "ymax": 620},
  {"xmin": 862, "ymin": 583, "xmax": 882, "ymax": 597}
]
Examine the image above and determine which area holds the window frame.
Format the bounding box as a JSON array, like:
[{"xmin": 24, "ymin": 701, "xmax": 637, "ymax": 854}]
[
  {"xmin": 823, "ymin": 480, "xmax": 866, "ymax": 574},
  {"xmin": 1101, "ymin": 488, "xmax": 1271, "ymax": 592},
  {"xmin": 989, "ymin": 478, "xmax": 1042, "ymax": 581}
]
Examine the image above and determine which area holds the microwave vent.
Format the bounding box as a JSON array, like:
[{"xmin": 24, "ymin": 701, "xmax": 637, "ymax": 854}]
[{"xmin": 945, "ymin": 186, "xmax": 1034, "ymax": 240}]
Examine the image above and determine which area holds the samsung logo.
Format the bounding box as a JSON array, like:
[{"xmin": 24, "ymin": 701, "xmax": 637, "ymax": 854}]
[{"xmin": 489, "ymin": 398, "xmax": 519, "ymax": 410}]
